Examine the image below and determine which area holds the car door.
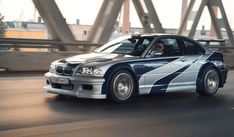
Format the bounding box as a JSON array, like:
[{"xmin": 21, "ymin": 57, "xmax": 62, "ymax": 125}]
[
  {"xmin": 139, "ymin": 37, "xmax": 193, "ymax": 94},
  {"xmin": 166, "ymin": 38, "xmax": 206, "ymax": 92}
]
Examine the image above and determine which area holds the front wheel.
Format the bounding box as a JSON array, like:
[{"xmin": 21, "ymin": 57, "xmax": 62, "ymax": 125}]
[
  {"xmin": 108, "ymin": 70, "xmax": 135, "ymax": 103},
  {"xmin": 197, "ymin": 67, "xmax": 220, "ymax": 96}
]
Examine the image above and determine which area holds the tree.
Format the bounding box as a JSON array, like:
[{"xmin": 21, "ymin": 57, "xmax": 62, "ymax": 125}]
[{"xmin": 0, "ymin": 13, "xmax": 6, "ymax": 37}]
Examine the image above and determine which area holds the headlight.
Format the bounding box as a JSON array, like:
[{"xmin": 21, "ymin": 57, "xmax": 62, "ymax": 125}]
[
  {"xmin": 93, "ymin": 68, "xmax": 104, "ymax": 76},
  {"xmin": 49, "ymin": 64, "xmax": 56, "ymax": 73},
  {"xmin": 75, "ymin": 67, "xmax": 104, "ymax": 77}
]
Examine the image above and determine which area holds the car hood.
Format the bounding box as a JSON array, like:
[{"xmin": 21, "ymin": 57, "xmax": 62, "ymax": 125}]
[{"xmin": 56, "ymin": 52, "xmax": 139, "ymax": 67}]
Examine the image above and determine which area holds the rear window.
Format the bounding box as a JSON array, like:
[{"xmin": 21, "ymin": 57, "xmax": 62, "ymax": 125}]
[{"xmin": 183, "ymin": 40, "xmax": 205, "ymax": 55}]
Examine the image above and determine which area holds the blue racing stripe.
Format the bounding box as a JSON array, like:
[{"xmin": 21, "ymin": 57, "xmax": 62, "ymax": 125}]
[{"xmin": 150, "ymin": 65, "xmax": 190, "ymax": 93}]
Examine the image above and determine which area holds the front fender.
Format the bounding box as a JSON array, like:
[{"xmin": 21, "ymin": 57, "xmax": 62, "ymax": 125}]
[{"xmin": 101, "ymin": 63, "xmax": 139, "ymax": 95}]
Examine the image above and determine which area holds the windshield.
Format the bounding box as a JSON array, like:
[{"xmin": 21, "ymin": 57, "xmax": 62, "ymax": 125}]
[{"xmin": 95, "ymin": 35, "xmax": 154, "ymax": 56}]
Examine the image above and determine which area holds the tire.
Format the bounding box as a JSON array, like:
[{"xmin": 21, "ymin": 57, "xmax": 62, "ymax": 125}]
[
  {"xmin": 197, "ymin": 67, "xmax": 220, "ymax": 96},
  {"xmin": 108, "ymin": 70, "xmax": 135, "ymax": 103}
]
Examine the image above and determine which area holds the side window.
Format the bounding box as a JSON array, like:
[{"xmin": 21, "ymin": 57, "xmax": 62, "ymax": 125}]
[
  {"xmin": 147, "ymin": 38, "xmax": 182, "ymax": 57},
  {"xmin": 183, "ymin": 40, "xmax": 205, "ymax": 55},
  {"xmin": 142, "ymin": 39, "xmax": 151, "ymax": 45}
]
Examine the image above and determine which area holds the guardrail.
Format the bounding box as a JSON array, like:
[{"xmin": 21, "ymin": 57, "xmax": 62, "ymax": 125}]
[
  {"xmin": 0, "ymin": 38, "xmax": 103, "ymax": 51},
  {"xmin": 0, "ymin": 38, "xmax": 233, "ymax": 52},
  {"xmin": 0, "ymin": 38, "xmax": 234, "ymax": 71}
]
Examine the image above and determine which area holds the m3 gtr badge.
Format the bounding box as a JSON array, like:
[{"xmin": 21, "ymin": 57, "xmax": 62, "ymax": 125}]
[{"xmin": 82, "ymin": 68, "xmax": 93, "ymax": 75}]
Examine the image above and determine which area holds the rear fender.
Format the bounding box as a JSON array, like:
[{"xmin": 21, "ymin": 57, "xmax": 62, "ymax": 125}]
[{"xmin": 196, "ymin": 63, "xmax": 222, "ymax": 91}]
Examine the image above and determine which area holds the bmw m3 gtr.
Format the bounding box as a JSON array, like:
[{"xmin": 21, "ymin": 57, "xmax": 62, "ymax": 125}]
[{"xmin": 44, "ymin": 34, "xmax": 228, "ymax": 102}]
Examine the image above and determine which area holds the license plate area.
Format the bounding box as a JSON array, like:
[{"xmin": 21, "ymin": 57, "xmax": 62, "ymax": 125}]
[{"xmin": 50, "ymin": 77, "xmax": 69, "ymax": 84}]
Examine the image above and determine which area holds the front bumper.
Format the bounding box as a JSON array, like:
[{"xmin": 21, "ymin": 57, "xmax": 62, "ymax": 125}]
[{"xmin": 44, "ymin": 72, "xmax": 106, "ymax": 99}]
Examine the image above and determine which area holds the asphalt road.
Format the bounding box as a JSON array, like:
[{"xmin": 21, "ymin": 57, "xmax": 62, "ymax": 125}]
[{"xmin": 0, "ymin": 71, "xmax": 234, "ymax": 137}]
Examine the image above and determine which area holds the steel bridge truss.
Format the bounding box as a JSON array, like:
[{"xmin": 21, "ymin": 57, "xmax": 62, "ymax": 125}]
[
  {"xmin": 32, "ymin": 0, "xmax": 234, "ymax": 51},
  {"xmin": 87, "ymin": 0, "xmax": 165, "ymax": 43},
  {"xmin": 178, "ymin": 0, "xmax": 234, "ymax": 46}
]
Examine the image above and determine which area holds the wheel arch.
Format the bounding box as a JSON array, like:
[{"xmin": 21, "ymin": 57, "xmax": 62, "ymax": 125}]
[
  {"xmin": 196, "ymin": 62, "xmax": 222, "ymax": 91},
  {"xmin": 102, "ymin": 63, "xmax": 139, "ymax": 96}
]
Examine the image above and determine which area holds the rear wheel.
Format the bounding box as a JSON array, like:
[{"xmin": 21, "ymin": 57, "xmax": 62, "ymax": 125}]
[
  {"xmin": 197, "ymin": 67, "xmax": 220, "ymax": 96},
  {"xmin": 108, "ymin": 70, "xmax": 135, "ymax": 103}
]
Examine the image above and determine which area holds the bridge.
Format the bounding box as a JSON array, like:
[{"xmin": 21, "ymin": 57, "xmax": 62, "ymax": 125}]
[
  {"xmin": 1, "ymin": 0, "xmax": 234, "ymax": 71},
  {"xmin": 1, "ymin": 0, "xmax": 234, "ymax": 136}
]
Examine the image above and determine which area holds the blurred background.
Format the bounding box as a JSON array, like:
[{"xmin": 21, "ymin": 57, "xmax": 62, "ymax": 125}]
[{"xmin": 0, "ymin": 0, "xmax": 234, "ymax": 71}]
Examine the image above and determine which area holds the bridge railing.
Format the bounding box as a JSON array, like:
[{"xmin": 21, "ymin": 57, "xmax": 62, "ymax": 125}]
[
  {"xmin": 0, "ymin": 38, "xmax": 234, "ymax": 71},
  {"xmin": 0, "ymin": 38, "xmax": 103, "ymax": 51},
  {"xmin": 1, "ymin": 38, "xmax": 233, "ymax": 52}
]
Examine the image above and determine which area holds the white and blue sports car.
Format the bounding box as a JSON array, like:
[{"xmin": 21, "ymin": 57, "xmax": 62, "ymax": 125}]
[{"xmin": 44, "ymin": 34, "xmax": 228, "ymax": 102}]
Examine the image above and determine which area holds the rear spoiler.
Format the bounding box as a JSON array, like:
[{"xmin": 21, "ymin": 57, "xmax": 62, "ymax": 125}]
[
  {"xmin": 196, "ymin": 39, "xmax": 228, "ymax": 52},
  {"xmin": 196, "ymin": 39, "xmax": 225, "ymax": 46}
]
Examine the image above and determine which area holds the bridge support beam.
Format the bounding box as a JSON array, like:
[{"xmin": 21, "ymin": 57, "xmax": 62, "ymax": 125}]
[
  {"xmin": 88, "ymin": 0, "xmax": 124, "ymax": 43},
  {"xmin": 122, "ymin": 0, "xmax": 130, "ymax": 33},
  {"xmin": 132, "ymin": 0, "xmax": 153, "ymax": 33},
  {"xmin": 32, "ymin": 0, "xmax": 78, "ymax": 51},
  {"xmin": 144, "ymin": 0, "xmax": 164, "ymax": 33},
  {"xmin": 88, "ymin": 0, "xmax": 164, "ymax": 43}
]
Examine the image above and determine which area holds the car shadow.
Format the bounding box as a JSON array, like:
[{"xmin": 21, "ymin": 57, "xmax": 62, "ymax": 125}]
[{"xmin": 44, "ymin": 91, "xmax": 227, "ymax": 117}]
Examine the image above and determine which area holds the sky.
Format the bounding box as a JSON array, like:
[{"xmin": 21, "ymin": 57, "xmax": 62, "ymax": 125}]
[{"xmin": 0, "ymin": 0, "xmax": 234, "ymax": 30}]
